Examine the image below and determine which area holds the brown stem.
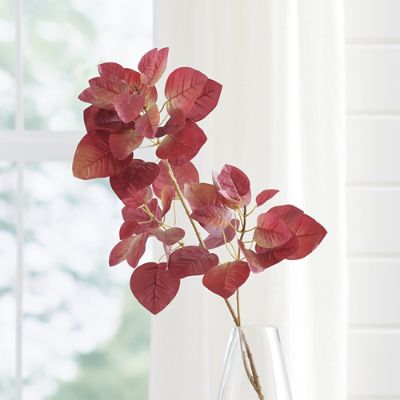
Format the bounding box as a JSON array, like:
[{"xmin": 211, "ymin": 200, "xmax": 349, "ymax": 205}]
[
  {"xmin": 164, "ymin": 160, "xmax": 206, "ymax": 249},
  {"xmin": 164, "ymin": 163, "xmax": 264, "ymax": 399}
]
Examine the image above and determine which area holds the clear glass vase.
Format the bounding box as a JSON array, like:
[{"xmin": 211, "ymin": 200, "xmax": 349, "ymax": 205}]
[{"xmin": 218, "ymin": 326, "xmax": 292, "ymax": 400}]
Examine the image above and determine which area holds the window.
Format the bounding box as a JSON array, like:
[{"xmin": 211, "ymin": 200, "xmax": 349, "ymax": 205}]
[{"xmin": 0, "ymin": 1, "xmax": 153, "ymax": 399}]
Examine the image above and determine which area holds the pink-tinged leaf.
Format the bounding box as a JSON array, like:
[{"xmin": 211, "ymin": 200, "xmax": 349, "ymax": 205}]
[
  {"xmin": 130, "ymin": 262, "xmax": 180, "ymax": 314},
  {"xmin": 152, "ymin": 161, "xmax": 199, "ymax": 198},
  {"xmin": 268, "ymin": 205, "xmax": 304, "ymax": 225},
  {"xmin": 109, "ymin": 129, "xmax": 143, "ymax": 160},
  {"xmin": 109, "ymin": 232, "xmax": 149, "ymax": 267},
  {"xmin": 98, "ymin": 62, "xmax": 125, "ymax": 80},
  {"xmin": 238, "ymin": 239, "xmax": 299, "ymax": 272},
  {"xmin": 156, "ymin": 112, "xmax": 186, "ymax": 138},
  {"xmin": 214, "ymin": 164, "xmax": 251, "ymax": 208},
  {"xmin": 113, "ymin": 92, "xmax": 145, "ymax": 123},
  {"xmin": 184, "ymin": 183, "xmax": 221, "ymax": 210},
  {"xmin": 121, "ymin": 186, "xmax": 153, "ymax": 209},
  {"xmin": 160, "ymin": 185, "xmax": 174, "ymax": 217},
  {"xmin": 150, "ymin": 227, "xmax": 185, "ymax": 246},
  {"xmin": 138, "ymin": 47, "xmax": 169, "ymax": 87},
  {"xmin": 119, "ymin": 221, "xmax": 139, "ymax": 240},
  {"xmin": 204, "ymin": 219, "xmax": 239, "ymax": 250},
  {"xmin": 256, "ymin": 189, "xmax": 279, "ymax": 206},
  {"xmin": 167, "ymin": 246, "xmax": 219, "ymax": 278},
  {"xmin": 191, "ymin": 205, "xmax": 233, "ymax": 230},
  {"xmin": 79, "ymin": 77, "xmax": 126, "ymax": 109},
  {"xmin": 254, "ymin": 212, "xmax": 294, "ymax": 249},
  {"xmin": 110, "ymin": 159, "xmax": 160, "ymax": 200},
  {"xmin": 186, "ymin": 79, "xmax": 222, "ymax": 122},
  {"xmin": 203, "ymin": 261, "xmax": 250, "ymax": 299},
  {"xmin": 84, "ymin": 106, "xmax": 133, "ymax": 133},
  {"xmin": 285, "ymin": 214, "xmax": 327, "ymax": 260},
  {"xmin": 135, "ymin": 104, "xmax": 160, "ymax": 139},
  {"xmin": 122, "ymin": 198, "xmax": 161, "ymax": 222},
  {"xmin": 165, "ymin": 67, "xmax": 208, "ymax": 115},
  {"xmin": 156, "ymin": 120, "xmax": 207, "ymax": 164},
  {"xmin": 72, "ymin": 133, "xmax": 132, "ymax": 180}
]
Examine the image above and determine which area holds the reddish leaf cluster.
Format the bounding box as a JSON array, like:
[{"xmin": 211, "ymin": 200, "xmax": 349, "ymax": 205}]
[{"xmin": 73, "ymin": 48, "xmax": 327, "ymax": 315}]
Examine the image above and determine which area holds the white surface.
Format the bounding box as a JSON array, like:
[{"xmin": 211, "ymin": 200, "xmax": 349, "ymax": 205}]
[
  {"xmin": 150, "ymin": 1, "xmax": 347, "ymax": 400},
  {"xmin": 347, "ymin": 47, "xmax": 400, "ymax": 113},
  {"xmin": 347, "ymin": 117, "xmax": 400, "ymax": 184},
  {"xmin": 346, "ymin": 0, "xmax": 400, "ymax": 41}
]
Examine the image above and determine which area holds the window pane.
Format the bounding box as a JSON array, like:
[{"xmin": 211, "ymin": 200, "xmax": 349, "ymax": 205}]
[
  {"xmin": 0, "ymin": 1, "xmax": 15, "ymax": 129},
  {"xmin": 23, "ymin": 0, "xmax": 152, "ymax": 131},
  {"xmin": 23, "ymin": 163, "xmax": 151, "ymax": 400},
  {"xmin": 0, "ymin": 162, "xmax": 17, "ymax": 399}
]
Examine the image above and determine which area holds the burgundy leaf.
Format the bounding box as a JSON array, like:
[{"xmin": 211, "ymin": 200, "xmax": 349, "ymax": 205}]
[
  {"xmin": 256, "ymin": 189, "xmax": 279, "ymax": 206},
  {"xmin": 191, "ymin": 205, "xmax": 233, "ymax": 230},
  {"xmin": 213, "ymin": 164, "xmax": 251, "ymax": 208},
  {"xmin": 187, "ymin": 79, "xmax": 222, "ymax": 122},
  {"xmin": 184, "ymin": 182, "xmax": 222, "ymax": 210},
  {"xmin": 109, "ymin": 232, "xmax": 149, "ymax": 268},
  {"xmin": 72, "ymin": 133, "xmax": 132, "ymax": 180},
  {"xmin": 152, "ymin": 161, "xmax": 199, "ymax": 198},
  {"xmin": 121, "ymin": 186, "xmax": 153, "ymax": 209},
  {"xmin": 160, "ymin": 185, "xmax": 175, "ymax": 217},
  {"xmin": 110, "ymin": 159, "xmax": 160, "ymax": 200},
  {"xmin": 204, "ymin": 219, "xmax": 239, "ymax": 250},
  {"xmin": 254, "ymin": 212, "xmax": 294, "ymax": 249},
  {"xmin": 268, "ymin": 204, "xmax": 304, "ymax": 225},
  {"xmin": 150, "ymin": 227, "xmax": 185, "ymax": 246},
  {"xmin": 165, "ymin": 67, "xmax": 208, "ymax": 115},
  {"xmin": 109, "ymin": 129, "xmax": 143, "ymax": 160},
  {"xmin": 113, "ymin": 92, "xmax": 145, "ymax": 123},
  {"xmin": 156, "ymin": 120, "xmax": 207, "ymax": 165},
  {"xmin": 285, "ymin": 214, "xmax": 327, "ymax": 260},
  {"xmin": 130, "ymin": 262, "xmax": 180, "ymax": 314},
  {"xmin": 135, "ymin": 104, "xmax": 160, "ymax": 139},
  {"xmin": 203, "ymin": 261, "xmax": 250, "ymax": 298},
  {"xmin": 156, "ymin": 112, "xmax": 186, "ymax": 138},
  {"xmin": 138, "ymin": 47, "xmax": 169, "ymax": 86},
  {"xmin": 167, "ymin": 246, "xmax": 219, "ymax": 278}
]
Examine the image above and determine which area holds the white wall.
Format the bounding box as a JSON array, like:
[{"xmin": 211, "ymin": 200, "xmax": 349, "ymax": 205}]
[{"xmin": 346, "ymin": 1, "xmax": 400, "ymax": 398}]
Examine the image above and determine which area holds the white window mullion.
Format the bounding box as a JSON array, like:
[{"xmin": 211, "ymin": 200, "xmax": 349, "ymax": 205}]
[{"xmin": 15, "ymin": 0, "xmax": 23, "ymax": 398}]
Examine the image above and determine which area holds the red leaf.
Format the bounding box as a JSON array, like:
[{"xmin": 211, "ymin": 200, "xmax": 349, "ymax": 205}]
[
  {"xmin": 213, "ymin": 165, "xmax": 251, "ymax": 208},
  {"xmin": 138, "ymin": 47, "xmax": 169, "ymax": 87},
  {"xmin": 152, "ymin": 161, "xmax": 199, "ymax": 198},
  {"xmin": 120, "ymin": 186, "xmax": 153, "ymax": 208},
  {"xmin": 191, "ymin": 205, "xmax": 233, "ymax": 230},
  {"xmin": 113, "ymin": 92, "xmax": 145, "ymax": 123},
  {"xmin": 268, "ymin": 205, "xmax": 304, "ymax": 225},
  {"xmin": 254, "ymin": 212, "xmax": 294, "ymax": 249},
  {"xmin": 285, "ymin": 214, "xmax": 327, "ymax": 260},
  {"xmin": 187, "ymin": 79, "xmax": 222, "ymax": 122},
  {"xmin": 203, "ymin": 261, "xmax": 250, "ymax": 298},
  {"xmin": 109, "ymin": 129, "xmax": 143, "ymax": 160},
  {"xmin": 110, "ymin": 159, "xmax": 160, "ymax": 200},
  {"xmin": 98, "ymin": 62, "xmax": 125, "ymax": 80},
  {"xmin": 156, "ymin": 112, "xmax": 186, "ymax": 138},
  {"xmin": 150, "ymin": 227, "xmax": 185, "ymax": 246},
  {"xmin": 165, "ymin": 67, "xmax": 208, "ymax": 115},
  {"xmin": 72, "ymin": 133, "xmax": 132, "ymax": 180},
  {"xmin": 167, "ymin": 246, "xmax": 219, "ymax": 278},
  {"xmin": 130, "ymin": 262, "xmax": 180, "ymax": 314},
  {"xmin": 160, "ymin": 185, "xmax": 175, "ymax": 217},
  {"xmin": 156, "ymin": 120, "xmax": 207, "ymax": 164},
  {"xmin": 122, "ymin": 198, "xmax": 160, "ymax": 222},
  {"xmin": 238, "ymin": 239, "xmax": 299, "ymax": 272},
  {"xmin": 204, "ymin": 219, "xmax": 239, "ymax": 250},
  {"xmin": 256, "ymin": 189, "xmax": 279, "ymax": 206},
  {"xmin": 184, "ymin": 183, "xmax": 221, "ymax": 210},
  {"xmin": 135, "ymin": 104, "xmax": 160, "ymax": 139},
  {"xmin": 109, "ymin": 232, "xmax": 149, "ymax": 268},
  {"xmin": 84, "ymin": 106, "xmax": 133, "ymax": 133}
]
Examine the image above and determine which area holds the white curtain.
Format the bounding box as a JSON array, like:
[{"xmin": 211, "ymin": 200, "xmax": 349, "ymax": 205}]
[{"xmin": 149, "ymin": 1, "xmax": 347, "ymax": 400}]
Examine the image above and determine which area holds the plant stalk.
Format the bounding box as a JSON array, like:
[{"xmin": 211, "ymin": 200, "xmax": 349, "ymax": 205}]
[{"xmin": 165, "ymin": 162, "xmax": 265, "ymax": 399}]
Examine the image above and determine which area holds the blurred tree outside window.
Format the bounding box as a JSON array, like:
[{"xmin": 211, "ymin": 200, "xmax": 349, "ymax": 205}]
[{"xmin": 0, "ymin": 1, "xmax": 153, "ymax": 399}]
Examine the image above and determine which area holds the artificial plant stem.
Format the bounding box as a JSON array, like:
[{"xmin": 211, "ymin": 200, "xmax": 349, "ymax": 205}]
[{"xmin": 164, "ymin": 160, "xmax": 206, "ymax": 249}]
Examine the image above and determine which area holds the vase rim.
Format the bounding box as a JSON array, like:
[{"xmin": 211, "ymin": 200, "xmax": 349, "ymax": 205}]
[{"xmin": 233, "ymin": 324, "xmax": 278, "ymax": 330}]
